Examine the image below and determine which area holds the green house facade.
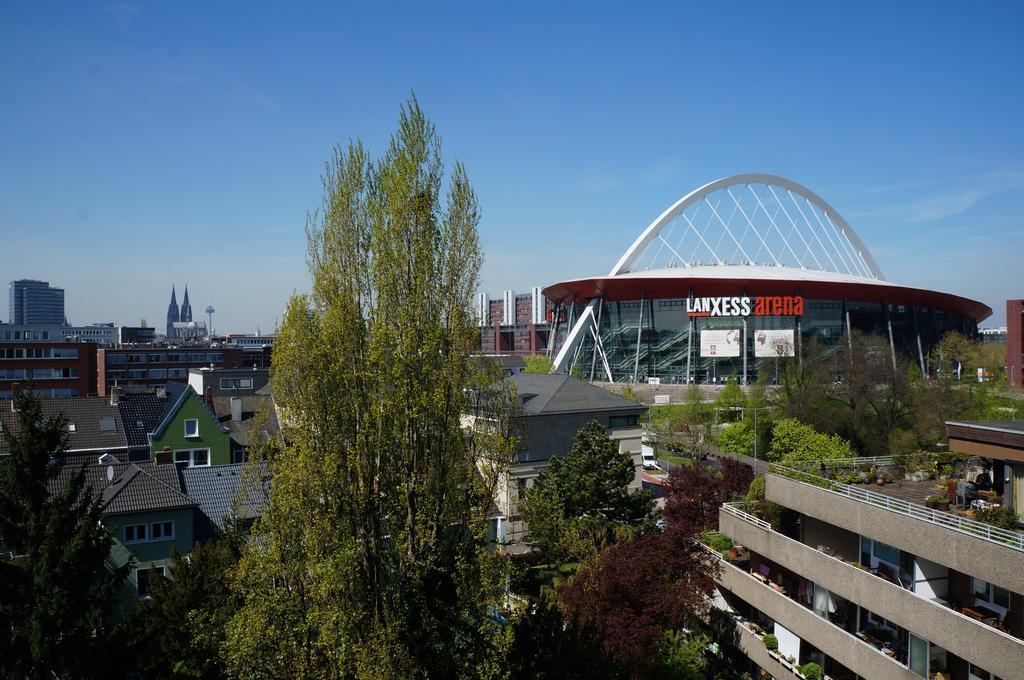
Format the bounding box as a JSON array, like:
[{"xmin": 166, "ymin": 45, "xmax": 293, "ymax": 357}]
[{"xmin": 148, "ymin": 386, "xmax": 232, "ymax": 467}]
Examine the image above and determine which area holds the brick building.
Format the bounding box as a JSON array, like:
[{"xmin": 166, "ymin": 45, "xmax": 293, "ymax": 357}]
[
  {"xmin": 476, "ymin": 287, "xmax": 559, "ymax": 355},
  {"xmin": 97, "ymin": 346, "xmax": 246, "ymax": 396},
  {"xmin": 0, "ymin": 341, "xmax": 98, "ymax": 398}
]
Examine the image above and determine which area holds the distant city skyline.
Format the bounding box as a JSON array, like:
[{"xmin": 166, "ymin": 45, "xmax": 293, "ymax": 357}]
[{"xmin": 2, "ymin": 2, "xmax": 1021, "ymax": 330}]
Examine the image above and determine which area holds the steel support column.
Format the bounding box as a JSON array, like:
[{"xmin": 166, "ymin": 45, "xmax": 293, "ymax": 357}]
[
  {"xmin": 886, "ymin": 303, "xmax": 897, "ymax": 371},
  {"xmin": 632, "ymin": 294, "xmax": 646, "ymax": 383},
  {"xmin": 589, "ymin": 298, "xmax": 604, "ymax": 381}
]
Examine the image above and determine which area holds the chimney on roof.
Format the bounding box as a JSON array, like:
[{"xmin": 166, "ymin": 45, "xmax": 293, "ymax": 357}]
[
  {"xmin": 204, "ymin": 386, "xmax": 214, "ymax": 410},
  {"xmin": 109, "ymin": 385, "xmax": 123, "ymax": 406},
  {"xmin": 230, "ymin": 396, "xmax": 242, "ymax": 423},
  {"xmin": 156, "ymin": 386, "xmax": 166, "ymax": 399}
]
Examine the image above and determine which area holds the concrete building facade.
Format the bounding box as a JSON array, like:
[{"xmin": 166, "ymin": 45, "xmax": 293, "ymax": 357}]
[{"xmin": 8, "ymin": 279, "xmax": 65, "ymax": 325}]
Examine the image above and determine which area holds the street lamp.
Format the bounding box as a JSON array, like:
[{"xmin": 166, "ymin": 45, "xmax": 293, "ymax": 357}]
[{"xmin": 745, "ymin": 406, "xmax": 772, "ymax": 468}]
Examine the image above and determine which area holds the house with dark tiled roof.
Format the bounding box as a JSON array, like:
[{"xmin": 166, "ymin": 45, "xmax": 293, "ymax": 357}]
[
  {"xmin": 186, "ymin": 368, "xmax": 280, "ymax": 462},
  {"xmin": 115, "ymin": 387, "xmax": 181, "ymax": 461},
  {"xmin": 0, "ymin": 395, "xmax": 129, "ymax": 460},
  {"xmin": 471, "ymin": 373, "xmax": 647, "ymax": 546},
  {"xmin": 148, "ymin": 385, "xmax": 232, "ymax": 467},
  {"xmin": 49, "ymin": 461, "xmax": 197, "ymax": 608},
  {"xmin": 180, "ymin": 462, "xmax": 270, "ymax": 542}
]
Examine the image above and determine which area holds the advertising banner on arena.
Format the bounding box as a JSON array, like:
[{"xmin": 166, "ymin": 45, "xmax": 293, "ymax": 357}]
[
  {"xmin": 700, "ymin": 329, "xmax": 741, "ymax": 357},
  {"xmin": 754, "ymin": 329, "xmax": 796, "ymax": 357}
]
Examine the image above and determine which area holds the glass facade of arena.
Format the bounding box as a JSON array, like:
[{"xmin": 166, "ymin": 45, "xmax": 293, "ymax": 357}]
[{"xmin": 564, "ymin": 297, "xmax": 977, "ymax": 384}]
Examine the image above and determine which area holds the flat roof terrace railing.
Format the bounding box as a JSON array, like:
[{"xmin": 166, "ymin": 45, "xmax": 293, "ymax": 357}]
[{"xmin": 768, "ymin": 463, "xmax": 1024, "ymax": 553}]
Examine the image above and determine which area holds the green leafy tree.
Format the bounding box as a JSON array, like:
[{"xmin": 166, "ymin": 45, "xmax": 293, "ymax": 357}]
[
  {"xmin": 717, "ymin": 420, "xmax": 755, "ymax": 457},
  {"xmin": 767, "ymin": 418, "xmax": 851, "ymax": 463},
  {"xmin": 522, "ymin": 421, "xmax": 653, "ymax": 560},
  {"xmin": 713, "ymin": 377, "xmax": 746, "ymax": 422},
  {"xmin": 658, "ymin": 630, "xmax": 708, "ymax": 680},
  {"xmin": 126, "ymin": 525, "xmax": 244, "ymax": 679},
  {"xmin": 0, "ymin": 389, "xmax": 130, "ymax": 679},
  {"xmin": 524, "ymin": 355, "xmax": 554, "ymax": 374},
  {"xmin": 224, "ymin": 97, "xmax": 518, "ymax": 679}
]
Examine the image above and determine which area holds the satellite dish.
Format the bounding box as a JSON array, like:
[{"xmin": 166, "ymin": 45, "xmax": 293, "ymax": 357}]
[{"xmin": 107, "ymin": 465, "xmax": 115, "ymax": 481}]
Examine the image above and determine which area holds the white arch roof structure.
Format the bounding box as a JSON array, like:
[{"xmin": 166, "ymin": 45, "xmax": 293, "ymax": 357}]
[{"xmin": 609, "ymin": 173, "xmax": 884, "ymax": 281}]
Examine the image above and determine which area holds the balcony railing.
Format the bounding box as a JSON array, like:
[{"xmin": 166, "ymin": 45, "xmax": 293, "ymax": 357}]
[
  {"xmin": 768, "ymin": 463, "xmax": 1024, "ymax": 552},
  {"xmin": 721, "ymin": 502, "xmax": 1024, "ymax": 655}
]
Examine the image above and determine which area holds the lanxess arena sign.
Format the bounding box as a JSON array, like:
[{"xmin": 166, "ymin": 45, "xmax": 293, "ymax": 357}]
[{"xmin": 686, "ymin": 296, "xmax": 804, "ymax": 318}]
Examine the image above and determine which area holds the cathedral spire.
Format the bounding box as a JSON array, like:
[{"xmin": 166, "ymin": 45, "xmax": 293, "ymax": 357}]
[
  {"xmin": 166, "ymin": 285, "xmax": 180, "ymax": 338},
  {"xmin": 180, "ymin": 285, "xmax": 193, "ymax": 323}
]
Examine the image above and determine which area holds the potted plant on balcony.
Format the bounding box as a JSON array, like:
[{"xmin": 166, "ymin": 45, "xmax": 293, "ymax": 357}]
[
  {"xmin": 800, "ymin": 662, "xmax": 823, "ymax": 680},
  {"xmin": 926, "ymin": 495, "xmax": 949, "ymax": 511},
  {"xmin": 763, "ymin": 634, "xmax": 778, "ymax": 656}
]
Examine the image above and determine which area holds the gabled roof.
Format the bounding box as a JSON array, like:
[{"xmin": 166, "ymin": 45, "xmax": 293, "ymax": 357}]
[
  {"xmin": 210, "ymin": 387, "xmax": 280, "ymax": 448},
  {"xmin": 118, "ymin": 392, "xmax": 177, "ymax": 448},
  {"xmin": 49, "ymin": 461, "xmax": 195, "ymax": 516},
  {"xmin": 100, "ymin": 464, "xmax": 196, "ymax": 515},
  {"xmin": 180, "ymin": 462, "xmax": 269, "ymax": 533},
  {"xmin": 508, "ymin": 373, "xmax": 646, "ymax": 417},
  {"xmin": 149, "ymin": 385, "xmax": 228, "ymax": 442},
  {"xmin": 0, "ymin": 397, "xmax": 127, "ymax": 455}
]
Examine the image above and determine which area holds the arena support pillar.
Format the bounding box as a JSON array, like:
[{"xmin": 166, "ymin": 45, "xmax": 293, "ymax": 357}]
[
  {"xmin": 632, "ymin": 294, "xmax": 646, "ymax": 383},
  {"xmin": 552, "ymin": 298, "xmax": 596, "ymax": 375}
]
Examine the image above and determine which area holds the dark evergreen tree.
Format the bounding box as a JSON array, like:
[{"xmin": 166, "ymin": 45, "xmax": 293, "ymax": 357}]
[
  {"xmin": 125, "ymin": 523, "xmax": 244, "ymax": 679},
  {"xmin": 0, "ymin": 389, "xmax": 129, "ymax": 679}
]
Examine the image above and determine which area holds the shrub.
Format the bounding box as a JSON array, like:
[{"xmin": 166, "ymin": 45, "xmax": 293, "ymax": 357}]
[
  {"xmin": 698, "ymin": 530, "xmax": 733, "ymax": 554},
  {"xmin": 975, "ymin": 505, "xmax": 1019, "ymax": 530},
  {"xmin": 762, "ymin": 634, "xmax": 778, "ymax": 651},
  {"xmin": 767, "ymin": 418, "xmax": 851, "ymax": 463},
  {"xmin": 799, "ymin": 661, "xmax": 823, "ymax": 679}
]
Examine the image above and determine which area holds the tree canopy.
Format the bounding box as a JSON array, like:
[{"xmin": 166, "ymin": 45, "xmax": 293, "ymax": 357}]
[
  {"xmin": 224, "ymin": 97, "xmax": 518, "ymax": 679},
  {"xmin": 522, "ymin": 421, "xmax": 653, "ymax": 562},
  {"xmin": 0, "ymin": 389, "xmax": 129, "ymax": 679},
  {"xmin": 767, "ymin": 418, "xmax": 851, "ymax": 463}
]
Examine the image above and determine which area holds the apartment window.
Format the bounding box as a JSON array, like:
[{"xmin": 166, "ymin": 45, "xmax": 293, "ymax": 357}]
[
  {"xmin": 609, "ymin": 415, "xmax": 638, "ymax": 428},
  {"xmin": 972, "ymin": 578, "xmax": 1010, "ymax": 610},
  {"xmin": 220, "ymin": 377, "xmax": 253, "ymax": 389},
  {"xmin": 136, "ymin": 566, "xmax": 165, "ymax": 599},
  {"xmin": 107, "ymin": 354, "xmax": 127, "ymax": 364},
  {"xmin": 184, "ymin": 419, "xmax": 199, "ymax": 437},
  {"xmin": 173, "ymin": 448, "xmax": 209, "ymax": 467},
  {"xmin": 124, "ymin": 523, "xmax": 147, "ymax": 544},
  {"xmin": 148, "ymin": 369, "xmax": 167, "ymax": 379},
  {"xmin": 150, "ymin": 520, "xmax": 175, "ymax": 541},
  {"xmin": 860, "ymin": 536, "xmax": 900, "ymax": 569},
  {"xmin": 127, "ymin": 369, "xmax": 146, "ymax": 380},
  {"xmin": 516, "ymin": 478, "xmax": 527, "ymax": 501},
  {"xmin": 168, "ymin": 368, "xmax": 186, "ymax": 378},
  {"xmin": 968, "ymin": 664, "xmax": 998, "ymax": 680},
  {"xmin": 107, "ymin": 370, "xmax": 126, "ymax": 380}
]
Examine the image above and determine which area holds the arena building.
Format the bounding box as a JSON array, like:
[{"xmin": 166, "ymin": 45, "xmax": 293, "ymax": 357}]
[{"xmin": 545, "ymin": 174, "xmax": 991, "ymax": 384}]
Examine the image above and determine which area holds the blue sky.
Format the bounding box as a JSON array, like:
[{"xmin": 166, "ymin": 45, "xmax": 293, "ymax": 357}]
[{"xmin": 1, "ymin": 1, "xmax": 1021, "ymax": 331}]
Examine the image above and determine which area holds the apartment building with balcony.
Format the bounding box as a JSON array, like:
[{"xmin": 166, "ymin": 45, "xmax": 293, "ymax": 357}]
[
  {"xmin": 0, "ymin": 341, "xmax": 98, "ymax": 398},
  {"xmin": 476, "ymin": 287, "xmax": 557, "ymax": 356},
  {"xmin": 97, "ymin": 346, "xmax": 245, "ymax": 396},
  {"xmin": 710, "ymin": 454, "xmax": 1021, "ymax": 680}
]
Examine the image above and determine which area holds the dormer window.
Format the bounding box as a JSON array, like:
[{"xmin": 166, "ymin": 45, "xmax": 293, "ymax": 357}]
[{"xmin": 184, "ymin": 419, "xmax": 199, "ymax": 438}]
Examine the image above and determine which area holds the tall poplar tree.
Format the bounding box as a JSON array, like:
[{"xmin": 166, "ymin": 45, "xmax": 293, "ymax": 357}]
[{"xmin": 226, "ymin": 97, "xmax": 517, "ymax": 679}]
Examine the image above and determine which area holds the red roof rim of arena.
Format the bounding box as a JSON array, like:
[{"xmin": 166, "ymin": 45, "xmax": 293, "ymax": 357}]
[{"xmin": 542, "ymin": 266, "xmax": 991, "ymax": 322}]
